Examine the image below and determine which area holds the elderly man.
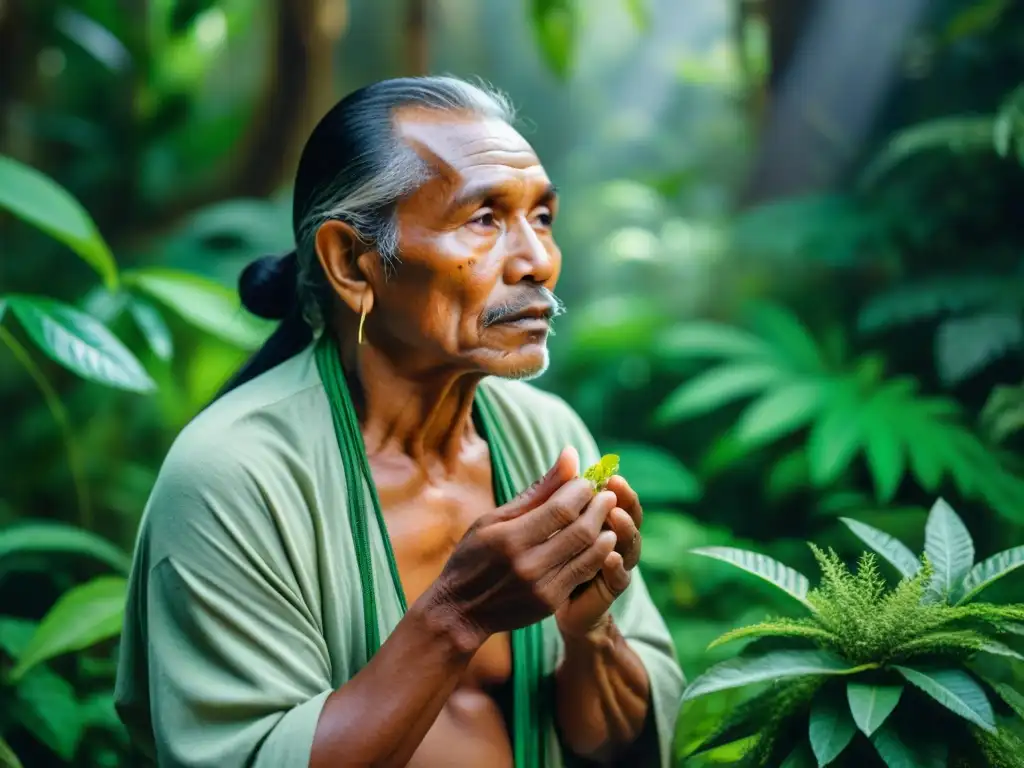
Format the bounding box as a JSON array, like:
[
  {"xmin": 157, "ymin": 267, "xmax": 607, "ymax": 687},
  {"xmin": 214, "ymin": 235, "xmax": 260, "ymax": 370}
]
[{"xmin": 115, "ymin": 76, "xmax": 683, "ymax": 768}]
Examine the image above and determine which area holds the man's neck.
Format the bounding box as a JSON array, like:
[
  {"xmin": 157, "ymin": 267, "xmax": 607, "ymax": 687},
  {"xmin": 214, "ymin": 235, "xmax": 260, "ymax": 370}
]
[{"xmin": 343, "ymin": 340, "xmax": 485, "ymax": 469}]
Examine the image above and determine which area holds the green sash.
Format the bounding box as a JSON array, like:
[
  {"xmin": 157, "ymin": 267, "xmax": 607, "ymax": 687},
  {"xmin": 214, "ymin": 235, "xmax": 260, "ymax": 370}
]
[{"xmin": 314, "ymin": 335, "xmax": 546, "ymax": 768}]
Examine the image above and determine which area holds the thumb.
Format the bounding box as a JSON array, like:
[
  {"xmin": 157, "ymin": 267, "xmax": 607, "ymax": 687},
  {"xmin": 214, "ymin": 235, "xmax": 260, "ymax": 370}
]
[{"xmin": 499, "ymin": 445, "xmax": 579, "ymax": 519}]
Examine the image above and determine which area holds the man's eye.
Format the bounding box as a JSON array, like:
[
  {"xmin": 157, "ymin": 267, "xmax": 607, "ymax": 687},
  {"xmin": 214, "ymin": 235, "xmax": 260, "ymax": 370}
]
[
  {"xmin": 470, "ymin": 210, "xmax": 496, "ymax": 228},
  {"xmin": 536, "ymin": 211, "xmax": 553, "ymax": 227}
]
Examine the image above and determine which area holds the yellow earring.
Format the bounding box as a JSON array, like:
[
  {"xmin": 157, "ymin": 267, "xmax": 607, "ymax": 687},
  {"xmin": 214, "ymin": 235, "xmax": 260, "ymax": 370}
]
[{"xmin": 357, "ymin": 303, "xmax": 368, "ymax": 345}]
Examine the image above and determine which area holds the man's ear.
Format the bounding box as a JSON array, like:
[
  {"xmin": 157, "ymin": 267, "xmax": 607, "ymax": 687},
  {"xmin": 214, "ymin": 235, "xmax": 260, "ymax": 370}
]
[{"xmin": 315, "ymin": 220, "xmax": 378, "ymax": 315}]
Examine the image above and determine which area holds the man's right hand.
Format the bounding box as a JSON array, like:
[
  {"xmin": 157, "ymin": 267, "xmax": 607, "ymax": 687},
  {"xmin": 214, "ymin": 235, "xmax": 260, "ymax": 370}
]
[{"xmin": 428, "ymin": 447, "xmax": 619, "ymax": 651}]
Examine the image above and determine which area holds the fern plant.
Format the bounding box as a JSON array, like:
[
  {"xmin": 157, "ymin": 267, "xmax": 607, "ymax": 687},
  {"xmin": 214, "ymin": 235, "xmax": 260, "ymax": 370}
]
[
  {"xmin": 680, "ymin": 499, "xmax": 1024, "ymax": 767},
  {"xmin": 654, "ymin": 301, "xmax": 1024, "ymax": 524}
]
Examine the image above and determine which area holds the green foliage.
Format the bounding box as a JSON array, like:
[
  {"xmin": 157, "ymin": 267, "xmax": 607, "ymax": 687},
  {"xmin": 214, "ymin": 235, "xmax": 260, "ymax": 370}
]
[
  {"xmin": 683, "ymin": 499, "xmax": 1024, "ymax": 766},
  {"xmin": 655, "ymin": 302, "xmax": 1024, "ymax": 522}
]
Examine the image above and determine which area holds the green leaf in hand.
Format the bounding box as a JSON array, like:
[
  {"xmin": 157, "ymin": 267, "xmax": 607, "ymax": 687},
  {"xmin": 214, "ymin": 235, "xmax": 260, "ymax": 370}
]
[{"xmin": 583, "ymin": 454, "xmax": 620, "ymax": 491}]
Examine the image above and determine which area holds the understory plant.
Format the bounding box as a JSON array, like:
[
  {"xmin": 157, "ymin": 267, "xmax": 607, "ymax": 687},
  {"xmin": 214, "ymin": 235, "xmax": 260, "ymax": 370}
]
[{"xmin": 680, "ymin": 499, "xmax": 1024, "ymax": 767}]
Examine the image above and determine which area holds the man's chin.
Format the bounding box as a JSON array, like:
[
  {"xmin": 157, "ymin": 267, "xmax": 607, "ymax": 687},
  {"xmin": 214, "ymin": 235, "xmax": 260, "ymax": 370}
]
[{"xmin": 485, "ymin": 347, "xmax": 550, "ymax": 382}]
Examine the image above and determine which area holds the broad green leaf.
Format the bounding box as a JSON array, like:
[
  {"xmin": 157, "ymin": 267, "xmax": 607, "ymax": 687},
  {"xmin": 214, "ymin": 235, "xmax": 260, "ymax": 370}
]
[
  {"xmin": 956, "ymin": 545, "xmax": 1024, "ymax": 604},
  {"xmin": 893, "ymin": 666, "xmax": 995, "ymax": 733},
  {"xmin": 658, "ymin": 321, "xmax": 771, "ymax": 360},
  {"xmin": 124, "ymin": 267, "xmax": 273, "ymax": 350},
  {"xmin": 12, "ymin": 576, "xmax": 127, "ymax": 681},
  {"xmin": 978, "ymin": 640, "xmax": 1024, "ymax": 661},
  {"xmin": 0, "ymin": 522, "xmax": 131, "ymax": 573},
  {"xmin": 654, "ymin": 363, "xmax": 786, "ymax": 423},
  {"xmin": 863, "ymin": 400, "xmax": 904, "ymax": 503},
  {"xmin": 734, "ymin": 382, "xmax": 824, "ymax": 450},
  {"xmin": 689, "ymin": 546, "xmax": 813, "ymax": 610},
  {"xmin": 0, "ymin": 735, "xmax": 23, "ymax": 768},
  {"xmin": 681, "ymin": 650, "xmax": 867, "ymax": 702},
  {"xmin": 808, "ymin": 689, "xmax": 856, "ymax": 765},
  {"xmin": 847, "ymin": 682, "xmax": 903, "ymax": 736},
  {"xmin": 6, "ymin": 296, "xmax": 154, "ymax": 393},
  {"xmin": 0, "ymin": 155, "xmax": 118, "ymax": 289},
  {"xmin": 530, "ymin": 0, "xmax": 577, "ymax": 78},
  {"xmin": 905, "ymin": 429, "xmax": 946, "ymax": 492},
  {"xmin": 839, "ymin": 518, "xmax": 921, "ymax": 579},
  {"xmin": 870, "ymin": 721, "xmax": 948, "ymax": 768},
  {"xmin": 605, "ymin": 442, "xmax": 701, "ymax": 502},
  {"xmin": 744, "ymin": 303, "xmax": 825, "ymax": 373},
  {"xmin": 991, "ymin": 681, "xmax": 1024, "ymax": 720},
  {"xmin": 0, "ymin": 616, "xmax": 37, "ymax": 658},
  {"xmin": 0, "ymin": 297, "xmax": 6, "ymax": 322},
  {"xmin": 807, "ymin": 387, "xmax": 863, "ymax": 486},
  {"xmin": 15, "ymin": 665, "xmax": 83, "ymax": 760},
  {"xmin": 128, "ymin": 296, "xmax": 173, "ymax": 361},
  {"xmin": 780, "ymin": 743, "xmax": 816, "ymax": 768},
  {"xmin": 924, "ymin": 498, "xmax": 975, "ymax": 600}
]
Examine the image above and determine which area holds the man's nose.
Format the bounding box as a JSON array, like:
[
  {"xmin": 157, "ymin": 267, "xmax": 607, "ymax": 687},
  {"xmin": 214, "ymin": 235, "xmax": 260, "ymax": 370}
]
[{"xmin": 503, "ymin": 217, "xmax": 557, "ymax": 285}]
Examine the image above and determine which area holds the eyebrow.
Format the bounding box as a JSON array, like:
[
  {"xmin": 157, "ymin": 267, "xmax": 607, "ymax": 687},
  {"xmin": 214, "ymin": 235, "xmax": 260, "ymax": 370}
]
[{"xmin": 448, "ymin": 181, "xmax": 558, "ymax": 213}]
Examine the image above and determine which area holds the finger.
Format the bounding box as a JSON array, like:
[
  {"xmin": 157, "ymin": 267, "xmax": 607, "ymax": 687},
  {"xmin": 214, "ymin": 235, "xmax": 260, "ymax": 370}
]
[
  {"xmin": 607, "ymin": 507, "xmax": 641, "ymax": 570},
  {"xmin": 561, "ymin": 553, "xmax": 631, "ymax": 634},
  {"xmin": 554, "ymin": 529, "xmax": 617, "ymax": 596},
  {"xmin": 523, "ymin": 490, "xmax": 617, "ymax": 569},
  {"xmin": 509, "ymin": 477, "xmax": 596, "ymax": 547},
  {"xmin": 601, "ymin": 551, "xmax": 632, "ymax": 595},
  {"xmin": 495, "ymin": 446, "xmax": 579, "ymax": 522},
  {"xmin": 605, "ymin": 475, "xmax": 642, "ymax": 529}
]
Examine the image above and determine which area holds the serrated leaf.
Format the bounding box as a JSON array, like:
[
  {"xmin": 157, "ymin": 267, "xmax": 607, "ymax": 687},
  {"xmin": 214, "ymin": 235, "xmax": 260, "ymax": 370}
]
[
  {"xmin": 847, "ymin": 682, "xmax": 904, "ymax": 736},
  {"xmin": 6, "ymin": 296, "xmax": 154, "ymax": 392},
  {"xmin": 0, "ymin": 522, "xmax": 131, "ymax": 573},
  {"xmin": 681, "ymin": 650, "xmax": 866, "ymax": 702},
  {"xmin": 689, "ymin": 546, "xmax": 813, "ymax": 610},
  {"xmin": 924, "ymin": 498, "xmax": 975, "ymax": 600},
  {"xmin": 870, "ymin": 721, "xmax": 948, "ymax": 768},
  {"xmin": 128, "ymin": 296, "xmax": 173, "ymax": 361},
  {"xmin": 744, "ymin": 303, "xmax": 826, "ymax": 373},
  {"xmin": 863, "ymin": 396, "xmax": 904, "ymax": 503},
  {"xmin": 808, "ymin": 689, "xmax": 857, "ymax": 765},
  {"xmin": 839, "ymin": 518, "xmax": 920, "ymax": 579},
  {"xmin": 734, "ymin": 382, "xmax": 824, "ymax": 450},
  {"xmin": 893, "ymin": 666, "xmax": 995, "ymax": 733},
  {"xmin": 15, "ymin": 665, "xmax": 83, "ymax": 760},
  {"xmin": 807, "ymin": 386, "xmax": 863, "ymax": 486},
  {"xmin": 654, "ymin": 362, "xmax": 787, "ymax": 423},
  {"xmin": 657, "ymin": 321, "xmax": 771, "ymax": 360},
  {"xmin": 12, "ymin": 576, "xmax": 127, "ymax": 681},
  {"xmin": 124, "ymin": 267, "xmax": 272, "ymax": 350},
  {"xmin": 604, "ymin": 442, "xmax": 701, "ymax": 502},
  {"xmin": 0, "ymin": 155, "xmax": 118, "ymax": 290},
  {"xmin": 956, "ymin": 544, "xmax": 1024, "ymax": 604},
  {"xmin": 0, "ymin": 735, "xmax": 23, "ymax": 768},
  {"xmin": 978, "ymin": 640, "xmax": 1024, "ymax": 661},
  {"xmin": 860, "ymin": 115, "xmax": 997, "ymax": 189}
]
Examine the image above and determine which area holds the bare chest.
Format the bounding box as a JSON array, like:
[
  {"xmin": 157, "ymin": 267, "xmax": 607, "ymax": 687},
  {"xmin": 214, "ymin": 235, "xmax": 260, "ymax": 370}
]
[{"xmin": 369, "ymin": 453, "xmax": 512, "ymax": 688}]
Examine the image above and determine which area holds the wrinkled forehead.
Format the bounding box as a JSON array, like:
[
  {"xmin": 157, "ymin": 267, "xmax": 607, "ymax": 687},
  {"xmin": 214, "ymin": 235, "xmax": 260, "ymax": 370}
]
[{"xmin": 393, "ymin": 107, "xmax": 549, "ymax": 196}]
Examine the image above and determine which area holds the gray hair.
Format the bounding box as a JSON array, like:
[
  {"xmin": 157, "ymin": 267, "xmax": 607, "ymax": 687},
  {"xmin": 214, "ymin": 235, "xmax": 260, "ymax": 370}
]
[{"xmin": 292, "ymin": 76, "xmax": 517, "ymax": 330}]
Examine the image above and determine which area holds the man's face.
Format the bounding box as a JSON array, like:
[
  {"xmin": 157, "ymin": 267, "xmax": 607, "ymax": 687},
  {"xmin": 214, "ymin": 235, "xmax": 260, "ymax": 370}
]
[{"xmin": 369, "ymin": 108, "xmax": 562, "ymax": 380}]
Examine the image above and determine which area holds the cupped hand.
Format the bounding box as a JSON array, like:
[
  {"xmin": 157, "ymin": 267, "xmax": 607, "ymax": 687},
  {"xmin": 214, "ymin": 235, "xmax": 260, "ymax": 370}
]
[
  {"xmin": 555, "ymin": 474, "xmax": 643, "ymax": 639},
  {"xmin": 430, "ymin": 447, "xmax": 619, "ymax": 648}
]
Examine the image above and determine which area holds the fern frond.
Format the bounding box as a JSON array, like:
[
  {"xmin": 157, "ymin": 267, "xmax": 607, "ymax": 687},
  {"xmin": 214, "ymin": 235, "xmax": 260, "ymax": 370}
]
[
  {"xmin": 707, "ymin": 619, "xmax": 838, "ymax": 650},
  {"xmin": 891, "ymin": 629, "xmax": 991, "ymax": 659},
  {"xmin": 970, "ymin": 726, "xmax": 1024, "ymax": 768},
  {"xmin": 944, "ymin": 603, "xmax": 1024, "ymax": 628}
]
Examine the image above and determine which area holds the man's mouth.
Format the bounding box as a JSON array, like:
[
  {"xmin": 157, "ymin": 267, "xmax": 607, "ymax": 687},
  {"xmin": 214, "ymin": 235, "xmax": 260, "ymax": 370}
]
[{"xmin": 493, "ymin": 305, "xmax": 553, "ymax": 325}]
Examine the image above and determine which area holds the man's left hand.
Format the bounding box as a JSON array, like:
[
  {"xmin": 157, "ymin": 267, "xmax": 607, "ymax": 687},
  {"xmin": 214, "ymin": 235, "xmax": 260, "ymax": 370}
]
[{"xmin": 555, "ymin": 474, "xmax": 642, "ymax": 639}]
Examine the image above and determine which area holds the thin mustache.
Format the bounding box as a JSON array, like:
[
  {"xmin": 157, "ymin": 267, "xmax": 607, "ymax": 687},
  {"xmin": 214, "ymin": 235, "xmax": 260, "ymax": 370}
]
[{"xmin": 482, "ymin": 287, "xmax": 566, "ymax": 327}]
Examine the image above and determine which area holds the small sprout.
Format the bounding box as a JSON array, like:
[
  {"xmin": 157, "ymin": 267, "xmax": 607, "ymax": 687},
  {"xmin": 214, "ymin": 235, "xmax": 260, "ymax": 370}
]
[{"xmin": 583, "ymin": 454, "xmax": 620, "ymax": 491}]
